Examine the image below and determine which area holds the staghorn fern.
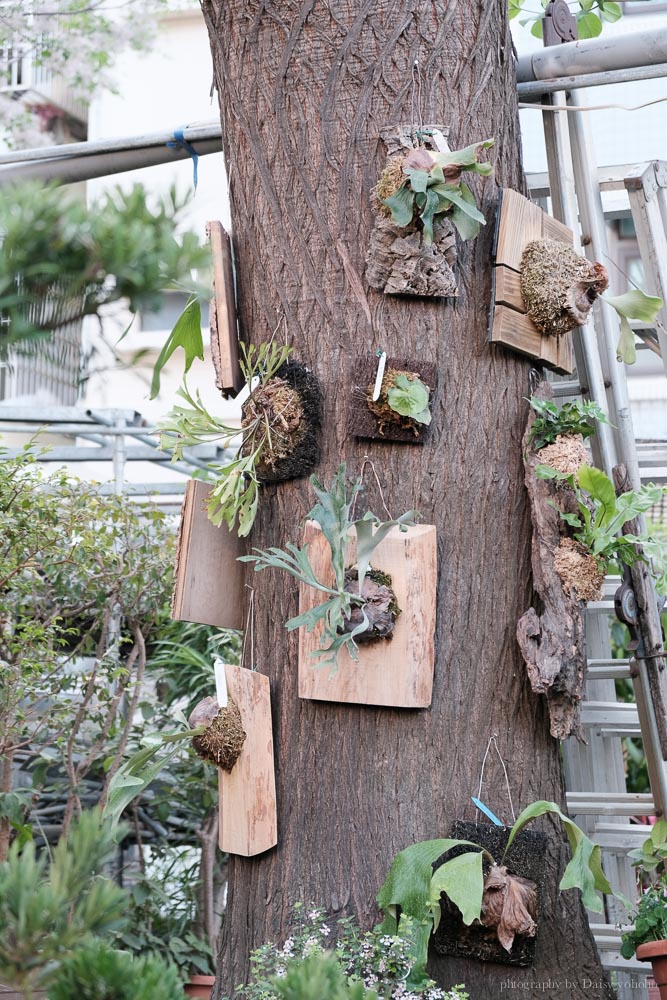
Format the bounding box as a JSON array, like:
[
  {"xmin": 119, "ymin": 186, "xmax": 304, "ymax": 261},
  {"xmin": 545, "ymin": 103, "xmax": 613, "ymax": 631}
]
[{"xmin": 240, "ymin": 464, "xmax": 416, "ymax": 669}]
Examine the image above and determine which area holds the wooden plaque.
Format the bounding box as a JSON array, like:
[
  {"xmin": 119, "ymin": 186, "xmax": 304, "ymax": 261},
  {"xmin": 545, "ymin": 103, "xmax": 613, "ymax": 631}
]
[
  {"xmin": 347, "ymin": 355, "xmax": 438, "ymax": 444},
  {"xmin": 488, "ymin": 189, "xmax": 575, "ymax": 375},
  {"xmin": 298, "ymin": 521, "xmax": 437, "ymax": 708},
  {"xmin": 171, "ymin": 480, "xmax": 244, "ymax": 630},
  {"xmin": 218, "ymin": 663, "xmax": 277, "ymax": 856},
  {"xmin": 207, "ymin": 221, "xmax": 244, "ymax": 398}
]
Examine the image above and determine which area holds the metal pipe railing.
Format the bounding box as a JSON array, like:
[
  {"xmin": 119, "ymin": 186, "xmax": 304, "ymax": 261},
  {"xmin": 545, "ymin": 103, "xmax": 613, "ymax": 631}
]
[{"xmin": 516, "ymin": 27, "xmax": 667, "ymax": 83}]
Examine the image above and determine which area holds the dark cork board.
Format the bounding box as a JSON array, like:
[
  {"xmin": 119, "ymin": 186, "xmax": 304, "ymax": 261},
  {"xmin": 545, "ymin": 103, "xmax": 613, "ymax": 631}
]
[
  {"xmin": 432, "ymin": 820, "xmax": 547, "ymax": 968},
  {"xmin": 347, "ymin": 355, "xmax": 438, "ymax": 444},
  {"xmin": 244, "ymin": 360, "xmax": 322, "ymax": 485}
]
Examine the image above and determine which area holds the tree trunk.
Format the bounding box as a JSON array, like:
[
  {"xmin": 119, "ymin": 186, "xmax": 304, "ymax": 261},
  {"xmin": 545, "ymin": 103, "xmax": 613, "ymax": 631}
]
[{"xmin": 201, "ymin": 2, "xmax": 613, "ymax": 996}]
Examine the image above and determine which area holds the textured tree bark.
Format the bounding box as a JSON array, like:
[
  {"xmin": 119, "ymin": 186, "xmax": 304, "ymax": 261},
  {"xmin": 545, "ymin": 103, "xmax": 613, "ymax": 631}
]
[
  {"xmin": 516, "ymin": 382, "xmax": 587, "ymax": 742},
  {"xmin": 201, "ymin": 2, "xmax": 613, "ymax": 996}
]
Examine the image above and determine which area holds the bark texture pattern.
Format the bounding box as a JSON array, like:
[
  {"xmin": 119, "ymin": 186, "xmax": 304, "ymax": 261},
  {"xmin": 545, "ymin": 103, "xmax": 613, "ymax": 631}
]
[
  {"xmin": 516, "ymin": 383, "xmax": 588, "ymax": 742},
  {"xmin": 201, "ymin": 2, "xmax": 612, "ymax": 996}
]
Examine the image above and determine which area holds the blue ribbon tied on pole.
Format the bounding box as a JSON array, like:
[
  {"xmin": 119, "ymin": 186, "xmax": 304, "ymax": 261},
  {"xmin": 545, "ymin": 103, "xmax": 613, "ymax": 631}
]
[{"xmin": 166, "ymin": 127, "xmax": 199, "ymax": 191}]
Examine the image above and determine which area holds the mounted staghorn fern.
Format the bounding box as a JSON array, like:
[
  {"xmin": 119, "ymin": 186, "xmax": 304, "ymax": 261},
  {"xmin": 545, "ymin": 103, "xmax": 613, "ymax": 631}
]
[
  {"xmin": 240, "ymin": 464, "xmax": 417, "ymax": 669},
  {"xmin": 378, "ymin": 139, "xmax": 495, "ymax": 243},
  {"xmin": 160, "ymin": 342, "xmax": 318, "ymax": 536}
]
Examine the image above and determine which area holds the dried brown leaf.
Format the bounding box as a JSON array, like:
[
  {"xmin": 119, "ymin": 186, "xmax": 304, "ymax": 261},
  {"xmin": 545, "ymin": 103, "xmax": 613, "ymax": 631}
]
[
  {"xmin": 403, "ymin": 148, "xmax": 435, "ymax": 172},
  {"xmin": 479, "ymin": 864, "xmax": 538, "ymax": 953}
]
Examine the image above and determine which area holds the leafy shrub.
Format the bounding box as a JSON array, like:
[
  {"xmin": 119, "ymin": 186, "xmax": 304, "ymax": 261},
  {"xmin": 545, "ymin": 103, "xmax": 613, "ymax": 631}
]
[
  {"xmin": 47, "ymin": 940, "xmax": 184, "ymax": 1000},
  {"xmin": 226, "ymin": 903, "xmax": 468, "ymax": 1000},
  {"xmin": 0, "ymin": 811, "xmax": 128, "ymax": 996},
  {"xmin": 268, "ymin": 953, "xmax": 377, "ymax": 1000}
]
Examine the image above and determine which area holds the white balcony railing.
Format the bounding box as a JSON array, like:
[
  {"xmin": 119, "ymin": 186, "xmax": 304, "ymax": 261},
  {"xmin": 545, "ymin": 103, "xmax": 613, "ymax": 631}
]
[{"xmin": 0, "ymin": 36, "xmax": 88, "ymax": 125}]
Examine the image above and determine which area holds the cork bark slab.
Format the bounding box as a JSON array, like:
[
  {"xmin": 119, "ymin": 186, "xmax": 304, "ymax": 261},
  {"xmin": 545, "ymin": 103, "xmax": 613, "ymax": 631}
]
[
  {"xmin": 171, "ymin": 480, "xmax": 244, "ymax": 630},
  {"xmin": 488, "ymin": 189, "xmax": 575, "ymax": 375},
  {"xmin": 433, "ymin": 821, "xmax": 547, "ymax": 968},
  {"xmin": 298, "ymin": 521, "xmax": 437, "ymax": 707},
  {"xmin": 516, "ymin": 382, "xmax": 587, "ymax": 741},
  {"xmin": 207, "ymin": 221, "xmax": 244, "ymax": 398},
  {"xmin": 218, "ymin": 663, "xmax": 277, "ymax": 857},
  {"xmin": 365, "ymin": 123, "xmax": 458, "ymax": 298},
  {"xmin": 347, "ymin": 355, "xmax": 437, "ymax": 443}
]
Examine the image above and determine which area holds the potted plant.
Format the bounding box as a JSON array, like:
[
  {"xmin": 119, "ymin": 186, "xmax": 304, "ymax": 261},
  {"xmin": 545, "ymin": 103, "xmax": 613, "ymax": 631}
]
[{"xmin": 621, "ymin": 820, "xmax": 667, "ymax": 998}]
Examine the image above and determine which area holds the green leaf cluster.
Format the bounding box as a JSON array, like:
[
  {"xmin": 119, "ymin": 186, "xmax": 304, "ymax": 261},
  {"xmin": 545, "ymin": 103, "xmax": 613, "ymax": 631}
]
[
  {"xmin": 240, "ymin": 464, "xmax": 416, "ymax": 668},
  {"xmin": 47, "ymin": 939, "xmax": 184, "ymax": 1000},
  {"xmin": 628, "ymin": 818, "xmax": 667, "ymax": 877},
  {"xmin": 605, "ymin": 289, "xmax": 664, "ymax": 366},
  {"xmin": 382, "ymin": 139, "xmax": 494, "ymax": 243},
  {"xmin": 376, "ymin": 801, "xmax": 615, "ymax": 989},
  {"xmin": 387, "ymin": 375, "xmax": 432, "ymax": 426},
  {"xmin": 159, "ymin": 341, "xmax": 293, "ymax": 536},
  {"xmin": 0, "ymin": 811, "xmax": 129, "ymax": 996},
  {"xmin": 527, "ymin": 396, "xmax": 609, "ymax": 451},
  {"xmin": 536, "ymin": 463, "xmax": 666, "ymax": 572},
  {"xmin": 510, "ymin": 1, "xmax": 623, "ymax": 39}
]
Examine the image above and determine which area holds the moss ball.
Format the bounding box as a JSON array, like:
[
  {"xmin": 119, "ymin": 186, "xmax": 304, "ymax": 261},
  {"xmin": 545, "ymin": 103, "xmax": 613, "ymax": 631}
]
[{"xmin": 189, "ymin": 695, "xmax": 246, "ymax": 771}]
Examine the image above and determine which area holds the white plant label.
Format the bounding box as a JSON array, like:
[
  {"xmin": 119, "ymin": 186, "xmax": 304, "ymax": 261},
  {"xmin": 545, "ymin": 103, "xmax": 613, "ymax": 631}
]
[
  {"xmin": 214, "ymin": 657, "xmax": 228, "ymax": 708},
  {"xmin": 372, "ymin": 351, "xmax": 387, "ymax": 402}
]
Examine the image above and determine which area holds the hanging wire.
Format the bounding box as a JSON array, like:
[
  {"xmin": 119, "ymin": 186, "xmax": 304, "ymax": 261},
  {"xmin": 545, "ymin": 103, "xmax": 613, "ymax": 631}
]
[
  {"xmin": 349, "ymin": 455, "xmax": 394, "ymax": 522},
  {"xmin": 410, "ymin": 58, "xmax": 425, "ymax": 145},
  {"xmin": 475, "ymin": 734, "xmax": 517, "ymax": 825}
]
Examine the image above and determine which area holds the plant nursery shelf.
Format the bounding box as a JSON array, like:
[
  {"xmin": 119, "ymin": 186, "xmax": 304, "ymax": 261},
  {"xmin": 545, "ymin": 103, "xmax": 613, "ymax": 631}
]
[
  {"xmin": 217, "ymin": 662, "xmax": 277, "ymax": 857},
  {"xmin": 297, "ymin": 521, "xmax": 437, "ymax": 708}
]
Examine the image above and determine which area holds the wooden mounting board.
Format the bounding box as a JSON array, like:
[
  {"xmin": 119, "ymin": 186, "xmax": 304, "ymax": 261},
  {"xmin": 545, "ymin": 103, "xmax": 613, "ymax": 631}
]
[
  {"xmin": 489, "ymin": 189, "xmax": 575, "ymax": 375},
  {"xmin": 347, "ymin": 355, "xmax": 437, "ymax": 444},
  {"xmin": 207, "ymin": 221, "xmax": 244, "ymax": 398},
  {"xmin": 298, "ymin": 521, "xmax": 437, "ymax": 708},
  {"xmin": 171, "ymin": 480, "xmax": 244, "ymax": 630},
  {"xmin": 218, "ymin": 663, "xmax": 277, "ymax": 856}
]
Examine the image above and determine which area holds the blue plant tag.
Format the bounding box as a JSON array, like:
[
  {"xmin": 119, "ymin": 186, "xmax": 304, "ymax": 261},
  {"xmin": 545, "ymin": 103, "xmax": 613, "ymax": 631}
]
[{"xmin": 471, "ymin": 796, "xmax": 504, "ymax": 827}]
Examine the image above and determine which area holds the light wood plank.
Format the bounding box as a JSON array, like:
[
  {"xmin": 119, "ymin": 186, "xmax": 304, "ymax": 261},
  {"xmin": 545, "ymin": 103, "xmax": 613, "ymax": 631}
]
[
  {"xmin": 541, "ymin": 213, "xmax": 573, "ymax": 245},
  {"xmin": 495, "ymin": 265, "xmax": 525, "ymax": 313},
  {"xmin": 298, "ymin": 522, "xmax": 437, "ymax": 708},
  {"xmin": 207, "ymin": 221, "xmax": 244, "ymax": 398},
  {"xmin": 218, "ymin": 664, "xmax": 277, "ymax": 856},
  {"xmin": 490, "ymin": 306, "xmax": 574, "ymax": 375},
  {"xmin": 171, "ymin": 480, "xmax": 244, "ymax": 630},
  {"xmin": 495, "ymin": 189, "xmax": 543, "ymax": 271}
]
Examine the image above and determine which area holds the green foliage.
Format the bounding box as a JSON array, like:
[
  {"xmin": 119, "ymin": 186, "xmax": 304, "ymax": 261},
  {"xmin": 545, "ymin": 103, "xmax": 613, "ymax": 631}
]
[
  {"xmin": 387, "ymin": 375, "xmax": 432, "ymax": 426},
  {"xmin": 527, "ymin": 396, "xmax": 609, "ymax": 451},
  {"xmin": 605, "ymin": 289, "xmax": 664, "ymax": 365},
  {"xmin": 536, "ymin": 463, "xmax": 666, "ymax": 572},
  {"xmin": 269, "ymin": 953, "xmax": 378, "ymax": 1000},
  {"xmin": 382, "ymin": 140, "xmax": 494, "ymax": 243},
  {"xmin": 510, "ymin": 0, "xmax": 623, "ymax": 38},
  {"xmin": 160, "ymin": 342, "xmax": 293, "ymax": 536},
  {"xmin": 0, "ymin": 182, "xmax": 207, "ymax": 342},
  {"xmin": 376, "ymin": 801, "xmax": 616, "ymax": 989},
  {"xmin": 150, "ymin": 295, "xmax": 204, "ymax": 399},
  {"xmin": 0, "ymin": 446, "xmax": 174, "ymax": 842},
  {"xmin": 240, "ymin": 464, "xmax": 416, "ymax": 668},
  {"xmin": 621, "ymin": 878, "xmax": 667, "ymax": 958},
  {"xmin": 0, "ymin": 811, "xmax": 129, "ymax": 995},
  {"xmin": 628, "ymin": 819, "xmax": 667, "ymax": 877},
  {"xmin": 112, "ymin": 852, "xmax": 214, "ymax": 978},
  {"xmin": 47, "ymin": 939, "xmax": 184, "ymax": 1000},
  {"xmin": 226, "ymin": 903, "xmax": 468, "ymax": 1000}
]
